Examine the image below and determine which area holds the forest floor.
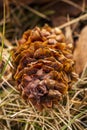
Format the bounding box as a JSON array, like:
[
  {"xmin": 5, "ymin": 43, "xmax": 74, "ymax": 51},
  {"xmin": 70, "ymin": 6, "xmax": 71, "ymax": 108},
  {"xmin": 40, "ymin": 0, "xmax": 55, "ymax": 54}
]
[{"xmin": 0, "ymin": 0, "xmax": 87, "ymax": 130}]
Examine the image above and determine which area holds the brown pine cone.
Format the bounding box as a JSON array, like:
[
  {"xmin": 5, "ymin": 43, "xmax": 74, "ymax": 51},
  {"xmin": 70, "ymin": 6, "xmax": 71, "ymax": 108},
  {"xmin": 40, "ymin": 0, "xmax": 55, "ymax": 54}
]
[{"xmin": 12, "ymin": 25, "xmax": 77, "ymax": 110}]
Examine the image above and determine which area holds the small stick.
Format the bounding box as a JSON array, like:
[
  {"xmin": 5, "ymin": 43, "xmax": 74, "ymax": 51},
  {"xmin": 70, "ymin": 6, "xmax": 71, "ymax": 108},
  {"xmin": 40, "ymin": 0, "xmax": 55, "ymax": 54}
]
[
  {"xmin": 61, "ymin": 0, "xmax": 82, "ymax": 11},
  {"xmin": 58, "ymin": 13, "xmax": 87, "ymax": 29}
]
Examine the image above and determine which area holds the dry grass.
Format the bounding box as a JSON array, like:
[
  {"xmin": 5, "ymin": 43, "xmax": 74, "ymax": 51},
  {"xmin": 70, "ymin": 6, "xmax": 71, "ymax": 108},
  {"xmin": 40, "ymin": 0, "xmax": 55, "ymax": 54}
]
[
  {"xmin": 0, "ymin": 72, "xmax": 87, "ymax": 130},
  {"xmin": 0, "ymin": 0, "xmax": 87, "ymax": 130}
]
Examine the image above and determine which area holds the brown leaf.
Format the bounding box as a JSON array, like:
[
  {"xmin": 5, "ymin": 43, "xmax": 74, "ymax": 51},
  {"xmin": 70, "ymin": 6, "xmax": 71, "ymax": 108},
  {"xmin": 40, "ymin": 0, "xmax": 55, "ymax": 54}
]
[{"xmin": 73, "ymin": 26, "xmax": 87, "ymax": 75}]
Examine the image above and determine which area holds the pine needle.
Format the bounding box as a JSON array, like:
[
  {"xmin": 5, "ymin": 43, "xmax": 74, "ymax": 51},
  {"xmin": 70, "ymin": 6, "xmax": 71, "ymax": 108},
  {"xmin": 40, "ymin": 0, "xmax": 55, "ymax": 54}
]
[{"xmin": 0, "ymin": 2, "xmax": 6, "ymax": 60}]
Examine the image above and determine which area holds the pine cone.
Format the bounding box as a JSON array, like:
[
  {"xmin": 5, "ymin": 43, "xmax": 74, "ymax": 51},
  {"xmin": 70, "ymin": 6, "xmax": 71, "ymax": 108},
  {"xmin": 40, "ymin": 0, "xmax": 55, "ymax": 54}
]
[{"xmin": 12, "ymin": 25, "xmax": 77, "ymax": 109}]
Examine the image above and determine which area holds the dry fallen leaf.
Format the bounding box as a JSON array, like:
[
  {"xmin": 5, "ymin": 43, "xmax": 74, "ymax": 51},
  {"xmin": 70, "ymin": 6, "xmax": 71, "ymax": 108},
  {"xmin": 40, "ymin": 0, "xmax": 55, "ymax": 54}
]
[{"xmin": 73, "ymin": 26, "xmax": 87, "ymax": 75}]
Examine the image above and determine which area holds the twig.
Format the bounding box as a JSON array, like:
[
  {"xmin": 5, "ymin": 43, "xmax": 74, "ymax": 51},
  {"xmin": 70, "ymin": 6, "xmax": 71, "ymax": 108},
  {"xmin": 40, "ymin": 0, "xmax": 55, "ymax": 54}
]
[
  {"xmin": 71, "ymin": 100, "xmax": 87, "ymax": 105},
  {"xmin": 65, "ymin": 15, "xmax": 73, "ymax": 43},
  {"xmin": 82, "ymin": 0, "xmax": 86, "ymax": 12},
  {"xmin": 15, "ymin": 2, "xmax": 49, "ymax": 20},
  {"xmin": 2, "ymin": 76, "xmax": 19, "ymax": 93},
  {"xmin": 61, "ymin": 0, "xmax": 82, "ymax": 11},
  {"xmin": 58, "ymin": 13, "xmax": 87, "ymax": 29}
]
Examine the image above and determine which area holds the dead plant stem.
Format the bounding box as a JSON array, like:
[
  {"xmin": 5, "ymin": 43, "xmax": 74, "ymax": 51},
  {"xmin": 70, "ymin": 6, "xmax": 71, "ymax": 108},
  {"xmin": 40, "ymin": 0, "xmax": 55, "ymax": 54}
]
[{"xmin": 59, "ymin": 13, "xmax": 87, "ymax": 29}]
